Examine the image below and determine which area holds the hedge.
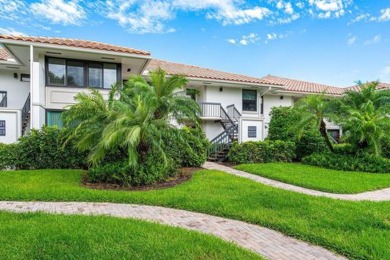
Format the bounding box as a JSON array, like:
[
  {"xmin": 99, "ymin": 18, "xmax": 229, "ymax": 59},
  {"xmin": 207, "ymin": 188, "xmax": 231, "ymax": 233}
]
[
  {"xmin": 0, "ymin": 126, "xmax": 87, "ymax": 170},
  {"xmin": 302, "ymin": 152, "xmax": 390, "ymax": 173},
  {"xmin": 228, "ymin": 140, "xmax": 296, "ymax": 164}
]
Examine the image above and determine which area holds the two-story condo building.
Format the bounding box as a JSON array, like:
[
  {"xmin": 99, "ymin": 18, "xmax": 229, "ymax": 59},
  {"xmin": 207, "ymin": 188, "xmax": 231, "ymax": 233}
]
[{"xmin": 1, "ymin": 35, "xmax": 389, "ymax": 156}]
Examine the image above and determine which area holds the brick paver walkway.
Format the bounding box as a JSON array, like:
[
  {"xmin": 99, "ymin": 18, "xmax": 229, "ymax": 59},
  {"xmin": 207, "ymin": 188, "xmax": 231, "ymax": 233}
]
[
  {"xmin": 203, "ymin": 162, "xmax": 390, "ymax": 201},
  {"xmin": 0, "ymin": 201, "xmax": 345, "ymax": 260}
]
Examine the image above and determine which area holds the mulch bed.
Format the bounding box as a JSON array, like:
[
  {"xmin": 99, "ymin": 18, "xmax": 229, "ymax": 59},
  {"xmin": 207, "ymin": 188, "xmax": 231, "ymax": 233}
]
[{"xmin": 83, "ymin": 167, "xmax": 202, "ymax": 191}]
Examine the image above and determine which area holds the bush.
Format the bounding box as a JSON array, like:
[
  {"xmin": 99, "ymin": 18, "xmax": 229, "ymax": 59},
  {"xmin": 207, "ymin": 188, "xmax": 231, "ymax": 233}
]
[
  {"xmin": 381, "ymin": 137, "xmax": 390, "ymax": 159},
  {"xmin": 88, "ymin": 148, "xmax": 175, "ymax": 187},
  {"xmin": 268, "ymin": 106, "xmax": 327, "ymax": 161},
  {"xmin": 228, "ymin": 140, "xmax": 296, "ymax": 164},
  {"xmin": 0, "ymin": 126, "xmax": 87, "ymax": 170},
  {"xmin": 302, "ymin": 152, "xmax": 390, "ymax": 173},
  {"xmin": 163, "ymin": 127, "xmax": 209, "ymax": 167},
  {"xmin": 0, "ymin": 143, "xmax": 18, "ymax": 169}
]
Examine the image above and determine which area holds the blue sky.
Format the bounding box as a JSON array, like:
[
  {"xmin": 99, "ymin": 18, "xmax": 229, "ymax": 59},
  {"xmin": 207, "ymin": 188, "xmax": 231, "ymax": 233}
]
[{"xmin": 0, "ymin": 0, "xmax": 389, "ymax": 87}]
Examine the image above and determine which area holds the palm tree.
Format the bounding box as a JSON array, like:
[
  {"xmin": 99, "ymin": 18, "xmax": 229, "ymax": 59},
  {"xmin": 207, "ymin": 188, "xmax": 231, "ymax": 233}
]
[
  {"xmin": 342, "ymin": 81, "xmax": 390, "ymax": 112},
  {"xmin": 62, "ymin": 68, "xmax": 201, "ymax": 169},
  {"xmin": 295, "ymin": 93, "xmax": 336, "ymax": 152},
  {"xmin": 337, "ymin": 81, "xmax": 390, "ymax": 155}
]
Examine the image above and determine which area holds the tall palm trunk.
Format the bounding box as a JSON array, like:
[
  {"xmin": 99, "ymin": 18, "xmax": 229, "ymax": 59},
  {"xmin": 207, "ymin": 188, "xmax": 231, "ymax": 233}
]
[{"xmin": 319, "ymin": 119, "xmax": 334, "ymax": 152}]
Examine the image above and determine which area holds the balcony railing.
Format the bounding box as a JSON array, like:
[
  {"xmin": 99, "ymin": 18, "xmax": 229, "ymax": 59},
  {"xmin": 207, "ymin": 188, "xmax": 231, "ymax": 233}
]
[
  {"xmin": 0, "ymin": 92, "xmax": 7, "ymax": 107},
  {"xmin": 199, "ymin": 102, "xmax": 222, "ymax": 118}
]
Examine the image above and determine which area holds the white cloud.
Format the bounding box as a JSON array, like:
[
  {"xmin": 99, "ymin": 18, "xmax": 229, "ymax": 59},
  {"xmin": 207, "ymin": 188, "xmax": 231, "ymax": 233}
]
[
  {"xmin": 296, "ymin": 2, "xmax": 304, "ymax": 9},
  {"xmin": 228, "ymin": 33, "xmax": 260, "ymax": 46},
  {"xmin": 30, "ymin": 0, "xmax": 86, "ymax": 25},
  {"xmin": 264, "ymin": 31, "xmax": 291, "ymax": 43},
  {"xmin": 275, "ymin": 1, "xmax": 294, "ymax": 15},
  {"xmin": 0, "ymin": 0, "xmax": 27, "ymax": 20},
  {"xmin": 0, "ymin": 27, "xmax": 27, "ymax": 36},
  {"xmin": 349, "ymin": 13, "xmax": 372, "ymax": 24},
  {"xmin": 364, "ymin": 35, "xmax": 382, "ymax": 46},
  {"xmin": 97, "ymin": 0, "xmax": 272, "ymax": 33},
  {"xmin": 346, "ymin": 33, "xmax": 356, "ymax": 45},
  {"xmin": 267, "ymin": 33, "xmax": 277, "ymax": 40},
  {"xmin": 308, "ymin": 0, "xmax": 352, "ymax": 19},
  {"xmin": 227, "ymin": 39, "xmax": 236, "ymax": 44},
  {"xmin": 239, "ymin": 39, "xmax": 248, "ymax": 45},
  {"xmin": 379, "ymin": 8, "xmax": 390, "ymax": 22}
]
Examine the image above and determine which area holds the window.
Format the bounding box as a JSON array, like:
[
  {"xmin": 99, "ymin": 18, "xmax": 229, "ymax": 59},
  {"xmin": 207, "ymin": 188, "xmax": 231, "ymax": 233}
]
[
  {"xmin": 104, "ymin": 63, "xmax": 118, "ymax": 89},
  {"xmin": 46, "ymin": 111, "xmax": 64, "ymax": 128},
  {"xmin": 260, "ymin": 96, "xmax": 264, "ymax": 114},
  {"xmin": 67, "ymin": 61, "xmax": 84, "ymax": 87},
  {"xmin": 88, "ymin": 63, "xmax": 103, "ymax": 88},
  {"xmin": 248, "ymin": 126, "xmax": 257, "ymax": 138},
  {"xmin": 0, "ymin": 91, "xmax": 7, "ymax": 107},
  {"xmin": 46, "ymin": 57, "xmax": 120, "ymax": 88},
  {"xmin": 47, "ymin": 58, "xmax": 65, "ymax": 85},
  {"xmin": 242, "ymin": 89, "xmax": 257, "ymax": 111}
]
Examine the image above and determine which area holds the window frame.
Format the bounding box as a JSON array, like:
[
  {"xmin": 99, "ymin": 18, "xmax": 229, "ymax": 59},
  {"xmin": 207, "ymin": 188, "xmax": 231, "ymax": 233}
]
[
  {"xmin": 45, "ymin": 109, "xmax": 64, "ymax": 128},
  {"xmin": 45, "ymin": 56, "xmax": 121, "ymax": 89},
  {"xmin": 242, "ymin": 89, "xmax": 257, "ymax": 112}
]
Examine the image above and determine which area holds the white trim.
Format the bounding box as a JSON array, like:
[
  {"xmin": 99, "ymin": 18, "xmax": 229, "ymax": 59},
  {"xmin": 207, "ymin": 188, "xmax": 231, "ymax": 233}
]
[{"xmin": 0, "ymin": 39, "xmax": 152, "ymax": 60}]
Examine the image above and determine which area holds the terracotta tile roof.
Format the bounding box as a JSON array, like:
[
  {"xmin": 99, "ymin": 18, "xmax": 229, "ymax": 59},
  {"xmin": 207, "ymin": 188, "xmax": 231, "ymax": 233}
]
[
  {"xmin": 346, "ymin": 82, "xmax": 390, "ymax": 92},
  {"xmin": 0, "ymin": 47, "xmax": 11, "ymax": 61},
  {"xmin": 0, "ymin": 35, "xmax": 150, "ymax": 56},
  {"xmin": 146, "ymin": 59, "xmax": 283, "ymax": 86},
  {"xmin": 261, "ymin": 74, "xmax": 345, "ymax": 95}
]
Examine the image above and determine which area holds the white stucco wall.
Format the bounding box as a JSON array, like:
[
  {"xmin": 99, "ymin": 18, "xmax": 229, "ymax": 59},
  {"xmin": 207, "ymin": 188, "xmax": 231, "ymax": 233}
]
[
  {"xmin": 240, "ymin": 118, "xmax": 263, "ymax": 142},
  {"xmin": 202, "ymin": 121, "xmax": 224, "ymax": 141},
  {"xmin": 45, "ymin": 87, "xmax": 110, "ymax": 109},
  {"xmin": 0, "ymin": 70, "xmax": 30, "ymax": 109},
  {"xmin": 0, "ymin": 109, "xmax": 21, "ymax": 143}
]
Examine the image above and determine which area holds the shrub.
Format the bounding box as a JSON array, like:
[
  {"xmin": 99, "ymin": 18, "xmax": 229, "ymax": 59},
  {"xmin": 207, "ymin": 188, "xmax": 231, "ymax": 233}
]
[
  {"xmin": 0, "ymin": 126, "xmax": 87, "ymax": 170},
  {"xmin": 381, "ymin": 137, "xmax": 390, "ymax": 159},
  {"xmin": 88, "ymin": 148, "xmax": 175, "ymax": 187},
  {"xmin": 302, "ymin": 152, "xmax": 390, "ymax": 173},
  {"xmin": 0, "ymin": 143, "xmax": 18, "ymax": 170},
  {"xmin": 268, "ymin": 106, "xmax": 299, "ymax": 141},
  {"xmin": 163, "ymin": 127, "xmax": 209, "ymax": 167},
  {"xmin": 268, "ymin": 106, "xmax": 327, "ymax": 161},
  {"xmin": 228, "ymin": 140, "xmax": 296, "ymax": 164},
  {"xmin": 333, "ymin": 143, "xmax": 356, "ymax": 155}
]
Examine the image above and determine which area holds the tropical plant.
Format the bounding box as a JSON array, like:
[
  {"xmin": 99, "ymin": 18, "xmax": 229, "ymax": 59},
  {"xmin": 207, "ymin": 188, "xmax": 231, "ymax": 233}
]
[
  {"xmin": 335, "ymin": 82, "xmax": 390, "ymax": 155},
  {"xmin": 62, "ymin": 68, "xmax": 201, "ymax": 174},
  {"xmin": 294, "ymin": 93, "xmax": 336, "ymax": 152}
]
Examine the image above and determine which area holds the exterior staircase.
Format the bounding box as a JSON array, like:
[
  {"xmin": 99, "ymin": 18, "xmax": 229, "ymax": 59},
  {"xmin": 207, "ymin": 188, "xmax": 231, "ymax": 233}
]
[
  {"xmin": 203, "ymin": 104, "xmax": 241, "ymax": 161},
  {"xmin": 21, "ymin": 93, "xmax": 30, "ymax": 136}
]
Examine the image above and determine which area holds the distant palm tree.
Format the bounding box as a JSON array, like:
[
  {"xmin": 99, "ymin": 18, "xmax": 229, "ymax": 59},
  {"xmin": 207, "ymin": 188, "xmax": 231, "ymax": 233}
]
[
  {"xmin": 295, "ymin": 93, "xmax": 336, "ymax": 152},
  {"xmin": 337, "ymin": 81, "xmax": 390, "ymax": 155},
  {"xmin": 63, "ymin": 68, "xmax": 201, "ymax": 169},
  {"xmin": 340, "ymin": 101, "xmax": 390, "ymax": 155},
  {"xmin": 342, "ymin": 81, "xmax": 390, "ymax": 112}
]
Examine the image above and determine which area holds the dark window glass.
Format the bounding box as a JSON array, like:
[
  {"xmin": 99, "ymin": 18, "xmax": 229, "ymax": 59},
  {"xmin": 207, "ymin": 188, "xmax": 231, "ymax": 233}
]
[
  {"xmin": 242, "ymin": 89, "xmax": 257, "ymax": 111},
  {"xmin": 261, "ymin": 96, "xmax": 264, "ymax": 114},
  {"xmin": 103, "ymin": 63, "xmax": 117, "ymax": 89},
  {"xmin": 48, "ymin": 58, "xmax": 65, "ymax": 85},
  {"xmin": 46, "ymin": 111, "xmax": 64, "ymax": 128},
  {"xmin": 88, "ymin": 63, "xmax": 103, "ymax": 88},
  {"xmin": 67, "ymin": 60, "xmax": 84, "ymax": 87}
]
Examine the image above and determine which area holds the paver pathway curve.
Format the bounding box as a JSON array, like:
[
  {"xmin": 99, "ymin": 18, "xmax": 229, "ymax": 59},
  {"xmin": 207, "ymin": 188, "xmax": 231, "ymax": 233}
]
[
  {"xmin": 0, "ymin": 201, "xmax": 345, "ymax": 260},
  {"xmin": 203, "ymin": 162, "xmax": 390, "ymax": 201}
]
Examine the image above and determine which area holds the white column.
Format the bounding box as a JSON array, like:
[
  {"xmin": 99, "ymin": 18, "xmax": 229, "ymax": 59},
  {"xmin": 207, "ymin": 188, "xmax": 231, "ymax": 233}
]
[{"xmin": 30, "ymin": 45, "xmax": 45, "ymax": 129}]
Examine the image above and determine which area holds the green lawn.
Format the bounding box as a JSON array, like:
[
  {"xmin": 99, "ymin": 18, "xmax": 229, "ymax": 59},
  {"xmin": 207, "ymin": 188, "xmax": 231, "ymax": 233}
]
[
  {"xmin": 0, "ymin": 169, "xmax": 389, "ymax": 259},
  {"xmin": 0, "ymin": 211, "xmax": 259, "ymax": 259},
  {"xmin": 235, "ymin": 163, "xmax": 390, "ymax": 194}
]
